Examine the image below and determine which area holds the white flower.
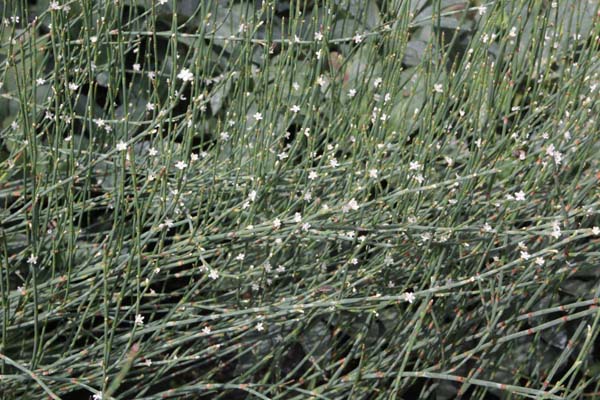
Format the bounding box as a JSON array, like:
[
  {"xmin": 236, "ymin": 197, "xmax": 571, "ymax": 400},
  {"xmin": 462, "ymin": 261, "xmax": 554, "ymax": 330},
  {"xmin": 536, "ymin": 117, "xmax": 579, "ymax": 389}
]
[
  {"xmin": 49, "ymin": 1, "xmax": 61, "ymax": 11},
  {"xmin": 256, "ymin": 322, "xmax": 264, "ymax": 332},
  {"xmin": 290, "ymin": 105, "xmax": 300, "ymax": 113},
  {"xmin": 477, "ymin": 6, "xmax": 487, "ymax": 15},
  {"xmin": 373, "ymin": 77, "xmax": 383, "ymax": 88},
  {"xmin": 248, "ymin": 190, "xmax": 257, "ymax": 202},
  {"xmin": 353, "ymin": 33, "xmax": 363, "ymax": 44},
  {"xmin": 509, "ymin": 27, "xmax": 517, "ymax": 38},
  {"xmin": 133, "ymin": 63, "xmax": 141, "ymax": 72},
  {"xmin": 148, "ymin": 147, "xmax": 158, "ymax": 156},
  {"xmin": 409, "ymin": 161, "xmax": 422, "ymax": 171},
  {"xmin": 301, "ymin": 222, "xmax": 311, "ymax": 232},
  {"xmin": 343, "ymin": 198, "xmax": 359, "ymax": 213},
  {"xmin": 272, "ymin": 218, "xmax": 281, "ymax": 229},
  {"xmin": 514, "ymin": 191, "xmax": 526, "ymax": 201},
  {"xmin": 482, "ymin": 223, "xmax": 494, "ymax": 232},
  {"xmin": 175, "ymin": 161, "xmax": 187, "ymax": 170},
  {"xmin": 92, "ymin": 394, "xmax": 102, "ymax": 400},
  {"xmin": 68, "ymin": 82, "xmax": 79, "ymax": 91},
  {"xmin": 592, "ymin": 227, "xmax": 600, "ymax": 236},
  {"xmin": 202, "ymin": 326, "xmax": 211, "ymax": 335},
  {"xmin": 329, "ymin": 158, "xmax": 339, "ymax": 168},
  {"xmin": 209, "ymin": 269, "xmax": 219, "ymax": 280},
  {"xmin": 535, "ymin": 257, "xmax": 545, "ymax": 266},
  {"xmin": 551, "ymin": 221, "xmax": 562, "ymax": 239},
  {"xmin": 520, "ymin": 251, "xmax": 531, "ymax": 260},
  {"xmin": 36, "ymin": 78, "xmax": 46, "ymax": 85},
  {"xmin": 235, "ymin": 253, "xmax": 245, "ymax": 261},
  {"xmin": 403, "ymin": 292, "xmax": 415, "ymax": 304},
  {"xmin": 253, "ymin": 112, "xmax": 263, "ymax": 121},
  {"xmin": 144, "ymin": 359, "xmax": 152, "ymax": 367},
  {"xmin": 27, "ymin": 254, "xmax": 38, "ymax": 265},
  {"xmin": 158, "ymin": 0, "xmax": 168, "ymax": 4},
  {"xmin": 116, "ymin": 141, "xmax": 128, "ymax": 151},
  {"xmin": 135, "ymin": 314, "xmax": 144, "ymax": 326},
  {"xmin": 348, "ymin": 88, "xmax": 357, "ymax": 98},
  {"xmin": 177, "ymin": 68, "xmax": 194, "ymax": 82},
  {"xmin": 314, "ymin": 31, "xmax": 323, "ymax": 41},
  {"xmin": 369, "ymin": 169, "xmax": 378, "ymax": 178},
  {"xmin": 293, "ymin": 212, "xmax": 302, "ymax": 223},
  {"xmin": 220, "ymin": 131, "xmax": 230, "ymax": 141},
  {"xmin": 433, "ymin": 83, "xmax": 443, "ymax": 93},
  {"xmin": 308, "ymin": 171, "xmax": 318, "ymax": 180}
]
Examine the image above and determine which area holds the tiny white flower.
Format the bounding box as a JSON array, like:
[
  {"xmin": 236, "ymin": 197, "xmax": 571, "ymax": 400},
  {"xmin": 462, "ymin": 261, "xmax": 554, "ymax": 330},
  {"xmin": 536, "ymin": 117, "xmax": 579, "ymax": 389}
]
[
  {"xmin": 353, "ymin": 33, "xmax": 363, "ymax": 44},
  {"xmin": 68, "ymin": 82, "xmax": 79, "ymax": 91},
  {"xmin": 509, "ymin": 27, "xmax": 517, "ymax": 38},
  {"xmin": 273, "ymin": 218, "xmax": 281, "ymax": 229},
  {"xmin": 477, "ymin": 6, "xmax": 487, "ymax": 15},
  {"xmin": 148, "ymin": 147, "xmax": 158, "ymax": 156},
  {"xmin": 144, "ymin": 359, "xmax": 152, "ymax": 367},
  {"xmin": 220, "ymin": 131, "xmax": 230, "ymax": 141},
  {"xmin": 592, "ymin": 227, "xmax": 600, "ymax": 236},
  {"xmin": 330, "ymin": 158, "xmax": 339, "ymax": 168},
  {"xmin": 175, "ymin": 161, "xmax": 187, "ymax": 170},
  {"xmin": 403, "ymin": 292, "xmax": 415, "ymax": 304},
  {"xmin": 348, "ymin": 88, "xmax": 357, "ymax": 98},
  {"xmin": 369, "ymin": 169, "xmax": 378, "ymax": 178},
  {"xmin": 253, "ymin": 112, "xmax": 263, "ymax": 121},
  {"xmin": 343, "ymin": 198, "xmax": 359, "ymax": 213},
  {"xmin": 116, "ymin": 141, "xmax": 128, "ymax": 151},
  {"xmin": 256, "ymin": 322, "xmax": 264, "ymax": 332},
  {"xmin": 314, "ymin": 31, "xmax": 323, "ymax": 41},
  {"xmin": 133, "ymin": 63, "xmax": 141, "ymax": 72},
  {"xmin": 290, "ymin": 105, "xmax": 300, "ymax": 113},
  {"xmin": 209, "ymin": 269, "xmax": 219, "ymax": 280},
  {"xmin": 520, "ymin": 251, "xmax": 531, "ymax": 260},
  {"xmin": 248, "ymin": 190, "xmax": 257, "ymax": 202},
  {"xmin": 135, "ymin": 314, "xmax": 144, "ymax": 326},
  {"xmin": 36, "ymin": 78, "xmax": 46, "ymax": 85},
  {"xmin": 27, "ymin": 254, "xmax": 38, "ymax": 265},
  {"xmin": 308, "ymin": 171, "xmax": 318, "ymax": 180},
  {"xmin": 535, "ymin": 257, "xmax": 545, "ymax": 266},
  {"xmin": 409, "ymin": 161, "xmax": 422, "ymax": 171},
  {"xmin": 514, "ymin": 191, "xmax": 526, "ymax": 201},
  {"xmin": 433, "ymin": 83, "xmax": 443, "ymax": 93},
  {"xmin": 301, "ymin": 222, "xmax": 311, "ymax": 232},
  {"xmin": 177, "ymin": 68, "xmax": 194, "ymax": 82},
  {"xmin": 202, "ymin": 326, "xmax": 211, "ymax": 335},
  {"xmin": 294, "ymin": 212, "xmax": 302, "ymax": 223}
]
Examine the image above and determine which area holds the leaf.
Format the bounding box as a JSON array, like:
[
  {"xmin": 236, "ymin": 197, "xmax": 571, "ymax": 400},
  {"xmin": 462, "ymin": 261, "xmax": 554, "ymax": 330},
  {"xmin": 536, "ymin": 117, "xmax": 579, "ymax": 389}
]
[
  {"xmin": 403, "ymin": 40, "xmax": 428, "ymax": 66},
  {"xmin": 335, "ymin": 0, "xmax": 381, "ymax": 30},
  {"xmin": 210, "ymin": 74, "xmax": 235, "ymax": 114},
  {"xmin": 300, "ymin": 320, "xmax": 332, "ymax": 365}
]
